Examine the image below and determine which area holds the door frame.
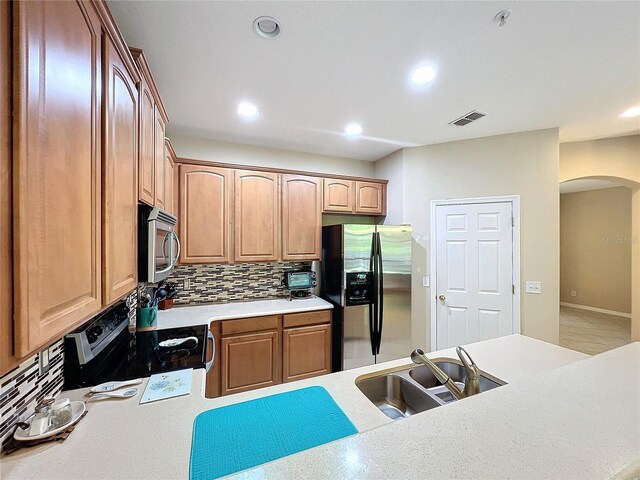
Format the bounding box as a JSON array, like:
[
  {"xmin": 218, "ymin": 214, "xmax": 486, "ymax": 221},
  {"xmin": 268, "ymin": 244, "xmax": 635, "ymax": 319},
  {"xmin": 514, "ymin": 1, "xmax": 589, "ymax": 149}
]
[{"xmin": 429, "ymin": 195, "xmax": 521, "ymax": 351}]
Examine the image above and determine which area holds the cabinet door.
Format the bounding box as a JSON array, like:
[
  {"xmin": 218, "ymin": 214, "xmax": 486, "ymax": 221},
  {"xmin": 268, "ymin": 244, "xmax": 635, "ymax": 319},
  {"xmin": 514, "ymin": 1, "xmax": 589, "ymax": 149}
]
[
  {"xmin": 234, "ymin": 170, "xmax": 279, "ymax": 262},
  {"xmin": 355, "ymin": 181, "xmax": 384, "ymax": 215},
  {"xmin": 221, "ymin": 331, "xmax": 281, "ymax": 395},
  {"xmin": 153, "ymin": 107, "xmax": 166, "ymax": 209},
  {"xmin": 137, "ymin": 77, "xmax": 155, "ymax": 205},
  {"xmin": 13, "ymin": 0, "xmax": 102, "ymax": 356},
  {"xmin": 179, "ymin": 165, "xmax": 232, "ymax": 263},
  {"xmin": 0, "ymin": 0, "xmax": 14, "ymax": 374},
  {"xmin": 102, "ymin": 34, "xmax": 138, "ymax": 305},
  {"xmin": 164, "ymin": 139, "xmax": 176, "ymax": 216},
  {"xmin": 283, "ymin": 324, "xmax": 332, "ymax": 382},
  {"xmin": 323, "ymin": 178, "xmax": 354, "ymax": 213},
  {"xmin": 281, "ymin": 174, "xmax": 321, "ymax": 261}
]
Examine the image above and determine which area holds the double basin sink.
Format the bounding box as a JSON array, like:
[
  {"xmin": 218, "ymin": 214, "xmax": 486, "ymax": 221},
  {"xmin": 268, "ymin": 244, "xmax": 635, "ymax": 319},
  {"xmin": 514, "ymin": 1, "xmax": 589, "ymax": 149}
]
[{"xmin": 355, "ymin": 359, "xmax": 506, "ymax": 420}]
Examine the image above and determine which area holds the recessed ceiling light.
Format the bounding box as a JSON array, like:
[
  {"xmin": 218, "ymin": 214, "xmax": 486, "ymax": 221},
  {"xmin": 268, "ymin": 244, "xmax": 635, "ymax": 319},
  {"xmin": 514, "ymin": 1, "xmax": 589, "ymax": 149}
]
[
  {"xmin": 620, "ymin": 106, "xmax": 640, "ymax": 118},
  {"xmin": 253, "ymin": 16, "xmax": 281, "ymax": 39},
  {"xmin": 344, "ymin": 123, "xmax": 363, "ymax": 137},
  {"xmin": 237, "ymin": 101, "xmax": 258, "ymax": 119},
  {"xmin": 410, "ymin": 65, "xmax": 436, "ymax": 85}
]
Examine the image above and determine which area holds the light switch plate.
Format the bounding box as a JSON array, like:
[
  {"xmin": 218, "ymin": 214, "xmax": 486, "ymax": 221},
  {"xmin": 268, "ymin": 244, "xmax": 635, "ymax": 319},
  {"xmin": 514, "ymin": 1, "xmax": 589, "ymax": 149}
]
[
  {"xmin": 525, "ymin": 281, "xmax": 542, "ymax": 294},
  {"xmin": 422, "ymin": 276, "xmax": 430, "ymax": 287},
  {"xmin": 38, "ymin": 348, "xmax": 50, "ymax": 376}
]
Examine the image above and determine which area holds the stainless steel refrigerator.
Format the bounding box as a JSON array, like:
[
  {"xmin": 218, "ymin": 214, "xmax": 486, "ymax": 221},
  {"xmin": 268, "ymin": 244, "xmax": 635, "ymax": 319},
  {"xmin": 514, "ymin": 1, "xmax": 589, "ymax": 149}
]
[{"xmin": 321, "ymin": 224, "xmax": 412, "ymax": 371}]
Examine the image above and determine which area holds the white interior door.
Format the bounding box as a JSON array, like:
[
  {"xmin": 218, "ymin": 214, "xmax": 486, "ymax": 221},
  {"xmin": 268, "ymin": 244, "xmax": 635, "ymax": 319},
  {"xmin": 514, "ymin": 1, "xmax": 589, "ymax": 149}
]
[{"xmin": 435, "ymin": 202, "xmax": 514, "ymax": 349}]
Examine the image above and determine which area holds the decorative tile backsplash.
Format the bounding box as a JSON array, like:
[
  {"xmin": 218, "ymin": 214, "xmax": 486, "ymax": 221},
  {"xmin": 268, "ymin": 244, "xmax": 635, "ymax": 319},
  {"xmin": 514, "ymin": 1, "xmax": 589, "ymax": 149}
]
[
  {"xmin": 168, "ymin": 262, "xmax": 312, "ymax": 304},
  {"xmin": 0, "ymin": 340, "xmax": 65, "ymax": 448}
]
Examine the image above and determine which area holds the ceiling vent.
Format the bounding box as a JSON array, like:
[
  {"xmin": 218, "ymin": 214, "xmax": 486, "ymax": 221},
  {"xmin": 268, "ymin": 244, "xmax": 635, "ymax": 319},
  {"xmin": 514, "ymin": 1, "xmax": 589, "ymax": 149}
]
[{"xmin": 449, "ymin": 110, "xmax": 486, "ymax": 127}]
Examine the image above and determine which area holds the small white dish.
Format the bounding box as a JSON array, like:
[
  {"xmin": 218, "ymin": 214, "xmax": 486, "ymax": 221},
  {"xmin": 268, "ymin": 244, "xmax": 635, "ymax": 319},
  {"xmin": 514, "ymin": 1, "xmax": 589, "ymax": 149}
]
[{"xmin": 13, "ymin": 401, "xmax": 86, "ymax": 442}]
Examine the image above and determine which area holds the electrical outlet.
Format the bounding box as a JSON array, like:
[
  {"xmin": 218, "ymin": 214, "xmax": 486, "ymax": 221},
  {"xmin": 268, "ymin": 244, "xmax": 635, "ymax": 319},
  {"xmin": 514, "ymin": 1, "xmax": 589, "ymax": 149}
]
[
  {"xmin": 571, "ymin": 290, "xmax": 577, "ymax": 297},
  {"xmin": 422, "ymin": 276, "xmax": 430, "ymax": 287},
  {"xmin": 183, "ymin": 278, "xmax": 191, "ymax": 290},
  {"xmin": 38, "ymin": 348, "xmax": 50, "ymax": 376},
  {"xmin": 525, "ymin": 281, "xmax": 542, "ymax": 294}
]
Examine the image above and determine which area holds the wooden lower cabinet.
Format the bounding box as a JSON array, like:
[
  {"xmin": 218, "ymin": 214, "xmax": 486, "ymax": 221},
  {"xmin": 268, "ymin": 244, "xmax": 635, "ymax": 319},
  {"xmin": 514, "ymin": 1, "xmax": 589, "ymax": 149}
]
[
  {"xmin": 283, "ymin": 324, "xmax": 331, "ymax": 382},
  {"xmin": 205, "ymin": 321, "xmax": 221, "ymax": 398},
  {"xmin": 206, "ymin": 310, "xmax": 332, "ymax": 398},
  {"xmin": 221, "ymin": 330, "xmax": 281, "ymax": 396}
]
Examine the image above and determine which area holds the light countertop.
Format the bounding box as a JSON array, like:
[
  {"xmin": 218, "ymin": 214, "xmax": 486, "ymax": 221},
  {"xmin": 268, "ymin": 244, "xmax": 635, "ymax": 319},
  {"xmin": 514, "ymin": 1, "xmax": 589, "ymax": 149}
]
[
  {"xmin": 156, "ymin": 296, "xmax": 333, "ymax": 330},
  {"xmin": 2, "ymin": 335, "xmax": 638, "ymax": 480}
]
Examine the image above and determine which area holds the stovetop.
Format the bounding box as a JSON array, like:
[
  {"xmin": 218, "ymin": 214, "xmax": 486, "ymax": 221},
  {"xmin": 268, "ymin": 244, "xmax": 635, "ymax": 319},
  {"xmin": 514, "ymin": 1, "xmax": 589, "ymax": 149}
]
[{"xmin": 64, "ymin": 323, "xmax": 209, "ymax": 390}]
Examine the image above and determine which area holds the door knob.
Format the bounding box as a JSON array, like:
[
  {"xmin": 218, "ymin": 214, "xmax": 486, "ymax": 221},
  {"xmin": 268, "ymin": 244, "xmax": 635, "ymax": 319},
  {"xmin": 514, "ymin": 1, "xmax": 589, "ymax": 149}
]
[{"xmin": 438, "ymin": 295, "xmax": 446, "ymax": 302}]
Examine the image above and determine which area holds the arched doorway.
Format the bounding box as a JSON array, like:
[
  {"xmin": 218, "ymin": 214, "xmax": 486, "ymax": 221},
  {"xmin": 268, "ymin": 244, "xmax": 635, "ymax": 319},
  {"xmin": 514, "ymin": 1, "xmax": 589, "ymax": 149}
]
[{"xmin": 559, "ymin": 174, "xmax": 640, "ymax": 352}]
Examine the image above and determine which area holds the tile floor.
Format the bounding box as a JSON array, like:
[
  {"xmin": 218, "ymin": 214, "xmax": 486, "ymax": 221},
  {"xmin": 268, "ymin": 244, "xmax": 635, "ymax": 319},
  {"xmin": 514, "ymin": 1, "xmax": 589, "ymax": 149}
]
[{"xmin": 559, "ymin": 306, "xmax": 631, "ymax": 355}]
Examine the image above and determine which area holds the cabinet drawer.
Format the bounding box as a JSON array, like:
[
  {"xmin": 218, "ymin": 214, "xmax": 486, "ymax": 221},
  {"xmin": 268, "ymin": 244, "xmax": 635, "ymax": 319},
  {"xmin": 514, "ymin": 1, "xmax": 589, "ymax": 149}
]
[
  {"xmin": 221, "ymin": 315, "xmax": 280, "ymax": 336},
  {"xmin": 283, "ymin": 310, "xmax": 331, "ymax": 328}
]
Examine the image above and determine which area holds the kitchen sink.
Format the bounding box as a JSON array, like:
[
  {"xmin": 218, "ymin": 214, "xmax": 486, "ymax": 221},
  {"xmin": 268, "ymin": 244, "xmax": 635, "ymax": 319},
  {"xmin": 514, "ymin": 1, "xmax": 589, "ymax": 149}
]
[
  {"xmin": 409, "ymin": 361, "xmax": 503, "ymax": 403},
  {"xmin": 355, "ymin": 373, "xmax": 441, "ymax": 420},
  {"xmin": 355, "ymin": 359, "xmax": 506, "ymax": 420}
]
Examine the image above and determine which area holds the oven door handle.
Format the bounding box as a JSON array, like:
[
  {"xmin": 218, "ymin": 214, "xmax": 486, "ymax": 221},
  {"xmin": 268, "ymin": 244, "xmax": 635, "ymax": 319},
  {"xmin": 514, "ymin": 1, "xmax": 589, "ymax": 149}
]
[{"xmin": 205, "ymin": 329, "xmax": 215, "ymax": 373}]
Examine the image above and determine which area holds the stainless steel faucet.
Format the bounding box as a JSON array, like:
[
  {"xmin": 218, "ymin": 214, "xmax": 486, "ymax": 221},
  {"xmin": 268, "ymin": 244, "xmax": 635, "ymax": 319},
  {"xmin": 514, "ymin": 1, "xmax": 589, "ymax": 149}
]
[{"xmin": 410, "ymin": 346, "xmax": 480, "ymax": 400}]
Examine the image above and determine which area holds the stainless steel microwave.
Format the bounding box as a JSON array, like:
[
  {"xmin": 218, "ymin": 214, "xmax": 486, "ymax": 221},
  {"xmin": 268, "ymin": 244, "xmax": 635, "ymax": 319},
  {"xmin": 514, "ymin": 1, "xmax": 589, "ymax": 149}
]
[{"xmin": 138, "ymin": 206, "xmax": 180, "ymax": 283}]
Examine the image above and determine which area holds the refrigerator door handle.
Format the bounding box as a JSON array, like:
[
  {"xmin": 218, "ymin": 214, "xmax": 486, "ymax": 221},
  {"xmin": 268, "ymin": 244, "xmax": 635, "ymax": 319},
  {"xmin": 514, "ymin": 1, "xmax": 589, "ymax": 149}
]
[
  {"xmin": 376, "ymin": 231, "xmax": 384, "ymax": 355},
  {"xmin": 369, "ymin": 232, "xmax": 377, "ymax": 356}
]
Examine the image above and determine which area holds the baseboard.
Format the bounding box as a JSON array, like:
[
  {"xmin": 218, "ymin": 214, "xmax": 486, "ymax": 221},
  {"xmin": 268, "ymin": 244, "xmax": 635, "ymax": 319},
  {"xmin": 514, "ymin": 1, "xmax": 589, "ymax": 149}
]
[{"xmin": 560, "ymin": 302, "xmax": 632, "ymax": 319}]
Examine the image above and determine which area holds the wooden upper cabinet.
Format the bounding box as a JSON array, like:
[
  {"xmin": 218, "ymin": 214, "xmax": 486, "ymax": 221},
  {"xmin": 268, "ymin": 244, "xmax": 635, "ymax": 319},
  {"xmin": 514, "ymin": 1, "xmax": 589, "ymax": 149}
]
[
  {"xmin": 102, "ymin": 33, "xmax": 138, "ymax": 306},
  {"xmin": 153, "ymin": 107, "xmax": 166, "ymax": 209},
  {"xmin": 164, "ymin": 139, "xmax": 176, "ymax": 216},
  {"xmin": 137, "ymin": 78, "xmax": 155, "ymax": 205},
  {"xmin": 234, "ymin": 170, "xmax": 280, "ymax": 262},
  {"xmin": 0, "ymin": 0, "xmax": 15, "ymax": 374},
  {"xmin": 179, "ymin": 165, "xmax": 232, "ymax": 264},
  {"xmin": 281, "ymin": 175, "xmax": 322, "ymax": 261},
  {"xmin": 355, "ymin": 181, "xmax": 385, "ymax": 215},
  {"xmin": 323, "ymin": 178, "xmax": 354, "ymax": 213},
  {"xmin": 13, "ymin": 0, "xmax": 103, "ymax": 356},
  {"xmin": 130, "ymin": 48, "xmax": 169, "ymax": 209}
]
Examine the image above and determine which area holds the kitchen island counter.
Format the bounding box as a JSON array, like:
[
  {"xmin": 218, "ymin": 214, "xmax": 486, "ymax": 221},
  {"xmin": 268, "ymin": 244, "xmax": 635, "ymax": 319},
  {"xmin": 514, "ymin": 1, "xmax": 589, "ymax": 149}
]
[{"xmin": 3, "ymin": 335, "xmax": 638, "ymax": 480}]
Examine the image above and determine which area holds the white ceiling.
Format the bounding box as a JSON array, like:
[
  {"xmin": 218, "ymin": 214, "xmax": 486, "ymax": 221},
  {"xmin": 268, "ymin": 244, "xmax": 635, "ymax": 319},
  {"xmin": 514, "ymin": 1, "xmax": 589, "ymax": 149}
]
[
  {"xmin": 108, "ymin": 1, "xmax": 640, "ymax": 161},
  {"xmin": 559, "ymin": 179, "xmax": 625, "ymax": 194}
]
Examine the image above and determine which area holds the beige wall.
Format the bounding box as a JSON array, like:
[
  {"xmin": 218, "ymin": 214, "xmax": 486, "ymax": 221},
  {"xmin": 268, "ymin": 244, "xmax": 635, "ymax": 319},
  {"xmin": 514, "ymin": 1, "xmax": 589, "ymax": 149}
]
[
  {"xmin": 560, "ymin": 135, "xmax": 640, "ymax": 341},
  {"xmin": 168, "ymin": 133, "xmax": 375, "ymax": 178},
  {"xmin": 374, "ymin": 150, "xmax": 404, "ymax": 225},
  {"xmin": 560, "ymin": 135, "xmax": 640, "ymax": 185},
  {"xmin": 376, "ymin": 128, "xmax": 561, "ymax": 348},
  {"xmin": 560, "ymin": 187, "xmax": 632, "ymax": 313}
]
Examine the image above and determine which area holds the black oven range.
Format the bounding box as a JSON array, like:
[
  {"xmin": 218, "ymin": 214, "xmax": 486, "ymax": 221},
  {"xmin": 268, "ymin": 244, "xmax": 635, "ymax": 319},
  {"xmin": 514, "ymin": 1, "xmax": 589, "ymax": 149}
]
[{"xmin": 63, "ymin": 300, "xmax": 212, "ymax": 390}]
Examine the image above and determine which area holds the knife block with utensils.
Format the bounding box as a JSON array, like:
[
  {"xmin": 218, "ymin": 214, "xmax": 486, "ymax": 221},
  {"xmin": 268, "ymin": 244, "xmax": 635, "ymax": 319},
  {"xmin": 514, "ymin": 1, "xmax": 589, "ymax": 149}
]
[{"xmin": 158, "ymin": 298, "xmax": 174, "ymax": 310}]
